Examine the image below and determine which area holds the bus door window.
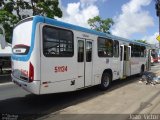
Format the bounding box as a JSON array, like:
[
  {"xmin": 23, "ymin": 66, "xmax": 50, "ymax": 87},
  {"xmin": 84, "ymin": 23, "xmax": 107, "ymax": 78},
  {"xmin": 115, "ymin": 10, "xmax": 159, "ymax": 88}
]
[
  {"xmin": 86, "ymin": 41, "xmax": 92, "ymax": 62},
  {"xmin": 124, "ymin": 46, "xmax": 127, "ymax": 61},
  {"xmin": 120, "ymin": 46, "xmax": 123, "ymax": 61},
  {"xmin": 78, "ymin": 40, "xmax": 84, "ymax": 62},
  {"xmin": 113, "ymin": 40, "xmax": 119, "ymax": 57},
  {"xmin": 123, "ymin": 46, "xmax": 130, "ymax": 61},
  {"xmin": 128, "ymin": 46, "xmax": 131, "ymax": 59}
]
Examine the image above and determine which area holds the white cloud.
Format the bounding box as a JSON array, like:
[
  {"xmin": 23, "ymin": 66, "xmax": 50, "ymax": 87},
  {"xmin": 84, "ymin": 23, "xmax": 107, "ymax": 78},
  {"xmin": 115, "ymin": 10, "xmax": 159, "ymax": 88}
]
[
  {"xmin": 66, "ymin": 2, "xmax": 80, "ymax": 15},
  {"xmin": 57, "ymin": 0, "xmax": 103, "ymax": 28},
  {"xmin": 111, "ymin": 0, "xmax": 154, "ymax": 39},
  {"xmin": 80, "ymin": 0, "xmax": 97, "ymax": 7},
  {"xmin": 80, "ymin": 0, "xmax": 97, "ymax": 4},
  {"xmin": 142, "ymin": 32, "xmax": 159, "ymax": 44}
]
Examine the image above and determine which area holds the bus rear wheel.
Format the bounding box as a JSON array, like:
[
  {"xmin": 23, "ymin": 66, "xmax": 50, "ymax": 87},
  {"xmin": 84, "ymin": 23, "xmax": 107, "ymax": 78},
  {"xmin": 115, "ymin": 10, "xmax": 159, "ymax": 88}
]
[
  {"xmin": 139, "ymin": 65, "xmax": 145, "ymax": 76},
  {"xmin": 99, "ymin": 72, "xmax": 111, "ymax": 90}
]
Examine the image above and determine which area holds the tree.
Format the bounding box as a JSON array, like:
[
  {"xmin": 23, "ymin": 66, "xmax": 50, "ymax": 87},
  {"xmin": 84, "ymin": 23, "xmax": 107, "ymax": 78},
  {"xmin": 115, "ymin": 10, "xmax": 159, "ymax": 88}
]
[
  {"xmin": 135, "ymin": 40, "xmax": 147, "ymax": 43},
  {"xmin": 0, "ymin": 0, "xmax": 62, "ymax": 43},
  {"xmin": 88, "ymin": 16, "xmax": 114, "ymax": 34},
  {"xmin": 31, "ymin": 0, "xmax": 62, "ymax": 18}
]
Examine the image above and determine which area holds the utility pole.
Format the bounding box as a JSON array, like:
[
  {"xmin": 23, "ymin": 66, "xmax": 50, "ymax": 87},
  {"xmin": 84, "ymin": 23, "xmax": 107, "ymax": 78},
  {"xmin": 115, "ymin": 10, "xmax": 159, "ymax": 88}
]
[
  {"xmin": 0, "ymin": 25, "xmax": 6, "ymax": 49},
  {"xmin": 155, "ymin": 0, "xmax": 160, "ymax": 48}
]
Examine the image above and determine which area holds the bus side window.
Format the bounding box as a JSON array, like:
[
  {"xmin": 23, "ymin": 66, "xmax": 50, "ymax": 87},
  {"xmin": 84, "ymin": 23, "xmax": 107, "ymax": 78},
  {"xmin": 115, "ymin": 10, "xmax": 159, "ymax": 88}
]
[
  {"xmin": 98, "ymin": 37, "xmax": 113, "ymax": 57},
  {"xmin": 43, "ymin": 26, "xmax": 74, "ymax": 57},
  {"xmin": 78, "ymin": 40, "xmax": 84, "ymax": 62}
]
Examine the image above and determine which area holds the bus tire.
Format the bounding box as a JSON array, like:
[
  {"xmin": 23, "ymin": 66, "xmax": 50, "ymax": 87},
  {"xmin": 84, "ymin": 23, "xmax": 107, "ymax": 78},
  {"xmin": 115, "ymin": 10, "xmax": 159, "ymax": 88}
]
[
  {"xmin": 139, "ymin": 65, "xmax": 144, "ymax": 76},
  {"xmin": 99, "ymin": 72, "xmax": 111, "ymax": 90}
]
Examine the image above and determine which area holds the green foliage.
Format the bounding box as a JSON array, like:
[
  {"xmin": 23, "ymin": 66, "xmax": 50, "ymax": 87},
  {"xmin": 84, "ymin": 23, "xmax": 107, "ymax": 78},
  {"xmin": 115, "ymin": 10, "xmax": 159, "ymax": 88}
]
[
  {"xmin": 32, "ymin": 0, "xmax": 62, "ymax": 18},
  {"xmin": 135, "ymin": 40, "xmax": 147, "ymax": 43},
  {"xmin": 88, "ymin": 16, "xmax": 114, "ymax": 34},
  {"xmin": 0, "ymin": 0, "xmax": 62, "ymax": 43},
  {"xmin": 0, "ymin": 10, "xmax": 19, "ymax": 43}
]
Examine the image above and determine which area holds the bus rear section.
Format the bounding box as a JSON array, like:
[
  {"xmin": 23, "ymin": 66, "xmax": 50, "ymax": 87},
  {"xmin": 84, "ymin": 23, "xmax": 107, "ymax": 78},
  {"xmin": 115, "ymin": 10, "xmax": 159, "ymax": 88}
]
[{"xmin": 11, "ymin": 17, "xmax": 41, "ymax": 94}]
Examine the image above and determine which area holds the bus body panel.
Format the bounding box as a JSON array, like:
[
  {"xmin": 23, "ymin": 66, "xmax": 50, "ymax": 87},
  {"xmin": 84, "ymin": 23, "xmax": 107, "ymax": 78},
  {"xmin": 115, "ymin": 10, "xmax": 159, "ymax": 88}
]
[
  {"xmin": 39, "ymin": 23, "xmax": 77, "ymax": 94},
  {"xmin": 12, "ymin": 19, "xmax": 33, "ymax": 82},
  {"xmin": 12, "ymin": 74, "xmax": 40, "ymax": 94},
  {"xmin": 11, "ymin": 16, "xmax": 151, "ymax": 95},
  {"xmin": 39, "ymin": 23, "xmax": 96, "ymax": 94},
  {"xmin": 12, "ymin": 17, "xmax": 43, "ymax": 94}
]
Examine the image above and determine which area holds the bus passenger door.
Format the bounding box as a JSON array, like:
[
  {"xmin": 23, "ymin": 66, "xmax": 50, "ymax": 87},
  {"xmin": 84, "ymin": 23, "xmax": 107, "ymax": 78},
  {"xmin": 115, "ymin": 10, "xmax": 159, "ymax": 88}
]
[
  {"xmin": 146, "ymin": 49, "xmax": 151, "ymax": 71},
  {"xmin": 148, "ymin": 49, "xmax": 152, "ymax": 70},
  {"xmin": 120, "ymin": 45, "xmax": 125, "ymax": 79},
  {"xmin": 85, "ymin": 40, "xmax": 93, "ymax": 87},
  {"xmin": 126, "ymin": 46, "xmax": 131, "ymax": 76},
  {"xmin": 77, "ymin": 39, "xmax": 93, "ymax": 89},
  {"xmin": 77, "ymin": 39, "xmax": 85, "ymax": 88},
  {"xmin": 120, "ymin": 45, "xmax": 131, "ymax": 79}
]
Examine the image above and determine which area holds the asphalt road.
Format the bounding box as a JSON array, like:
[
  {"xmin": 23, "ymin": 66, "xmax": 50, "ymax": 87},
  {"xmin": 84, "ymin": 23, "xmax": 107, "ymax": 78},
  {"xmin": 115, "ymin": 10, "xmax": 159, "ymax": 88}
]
[
  {"xmin": 0, "ymin": 64, "xmax": 160, "ymax": 120},
  {"xmin": 0, "ymin": 78, "xmax": 141, "ymax": 120}
]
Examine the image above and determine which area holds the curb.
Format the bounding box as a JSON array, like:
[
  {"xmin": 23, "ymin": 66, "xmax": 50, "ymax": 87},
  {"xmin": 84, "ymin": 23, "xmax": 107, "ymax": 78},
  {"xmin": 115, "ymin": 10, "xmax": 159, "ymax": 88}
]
[
  {"xmin": 0, "ymin": 74, "xmax": 11, "ymax": 84},
  {"xmin": 0, "ymin": 82, "xmax": 13, "ymax": 86},
  {"xmin": 0, "ymin": 74, "xmax": 11, "ymax": 76}
]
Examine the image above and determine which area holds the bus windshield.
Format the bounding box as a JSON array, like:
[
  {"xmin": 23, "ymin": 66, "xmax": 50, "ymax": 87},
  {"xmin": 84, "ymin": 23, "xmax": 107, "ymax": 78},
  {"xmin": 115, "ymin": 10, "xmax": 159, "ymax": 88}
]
[{"xmin": 12, "ymin": 19, "xmax": 33, "ymax": 55}]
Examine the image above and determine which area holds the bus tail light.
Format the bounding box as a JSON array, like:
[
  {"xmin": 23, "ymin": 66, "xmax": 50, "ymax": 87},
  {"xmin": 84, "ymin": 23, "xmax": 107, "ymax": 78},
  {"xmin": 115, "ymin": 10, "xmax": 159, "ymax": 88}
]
[{"xmin": 29, "ymin": 62, "xmax": 34, "ymax": 83}]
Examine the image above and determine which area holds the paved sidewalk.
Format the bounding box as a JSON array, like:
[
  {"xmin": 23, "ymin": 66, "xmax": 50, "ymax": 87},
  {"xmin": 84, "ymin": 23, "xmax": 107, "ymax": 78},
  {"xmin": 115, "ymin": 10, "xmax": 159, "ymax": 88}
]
[
  {"xmin": 154, "ymin": 70, "xmax": 160, "ymax": 76},
  {"xmin": 37, "ymin": 70, "xmax": 160, "ymax": 120}
]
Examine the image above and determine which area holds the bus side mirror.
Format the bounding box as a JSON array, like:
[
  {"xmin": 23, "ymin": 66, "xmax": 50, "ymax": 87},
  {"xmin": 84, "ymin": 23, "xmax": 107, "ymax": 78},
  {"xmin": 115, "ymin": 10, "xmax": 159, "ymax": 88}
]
[{"xmin": 0, "ymin": 26, "xmax": 6, "ymax": 49}]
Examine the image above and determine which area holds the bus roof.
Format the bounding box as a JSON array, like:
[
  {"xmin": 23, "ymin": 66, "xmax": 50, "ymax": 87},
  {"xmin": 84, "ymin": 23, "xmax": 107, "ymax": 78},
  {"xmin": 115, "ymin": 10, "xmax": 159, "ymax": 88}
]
[{"xmin": 19, "ymin": 15, "xmax": 151, "ymax": 47}]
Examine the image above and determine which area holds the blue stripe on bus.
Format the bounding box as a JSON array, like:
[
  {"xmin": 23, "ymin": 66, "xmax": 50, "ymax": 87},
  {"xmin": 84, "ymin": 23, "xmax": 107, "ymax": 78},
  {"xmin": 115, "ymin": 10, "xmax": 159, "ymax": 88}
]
[
  {"xmin": 45, "ymin": 17, "xmax": 107, "ymax": 37},
  {"xmin": 12, "ymin": 16, "xmax": 44, "ymax": 61},
  {"xmin": 44, "ymin": 17, "xmax": 149, "ymax": 46},
  {"xmin": 12, "ymin": 16, "xmax": 150, "ymax": 61}
]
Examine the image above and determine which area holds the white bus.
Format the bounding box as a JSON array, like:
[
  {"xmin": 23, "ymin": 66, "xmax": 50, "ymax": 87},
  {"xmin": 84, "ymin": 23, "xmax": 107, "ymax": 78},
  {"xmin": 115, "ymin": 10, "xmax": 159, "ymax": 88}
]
[{"xmin": 11, "ymin": 16, "xmax": 151, "ymax": 95}]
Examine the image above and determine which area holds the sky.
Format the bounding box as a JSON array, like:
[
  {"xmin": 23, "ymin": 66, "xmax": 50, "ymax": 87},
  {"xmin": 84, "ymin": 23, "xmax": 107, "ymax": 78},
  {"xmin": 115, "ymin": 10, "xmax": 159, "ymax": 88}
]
[{"xmin": 57, "ymin": 0, "xmax": 159, "ymax": 45}]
